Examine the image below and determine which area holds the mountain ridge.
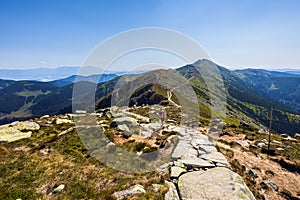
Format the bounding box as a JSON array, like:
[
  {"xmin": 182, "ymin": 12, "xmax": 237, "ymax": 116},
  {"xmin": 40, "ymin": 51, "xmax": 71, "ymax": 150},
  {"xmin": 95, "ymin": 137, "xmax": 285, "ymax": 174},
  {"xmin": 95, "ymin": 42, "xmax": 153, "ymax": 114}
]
[{"xmin": 0, "ymin": 59, "xmax": 299, "ymax": 135}]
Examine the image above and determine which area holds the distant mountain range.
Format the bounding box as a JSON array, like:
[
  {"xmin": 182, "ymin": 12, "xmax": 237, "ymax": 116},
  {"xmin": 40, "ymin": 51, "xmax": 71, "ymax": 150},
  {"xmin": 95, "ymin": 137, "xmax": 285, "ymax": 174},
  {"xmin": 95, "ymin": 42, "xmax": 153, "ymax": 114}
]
[
  {"xmin": 0, "ymin": 66, "xmax": 125, "ymax": 81},
  {"xmin": 0, "ymin": 60, "xmax": 299, "ymax": 135}
]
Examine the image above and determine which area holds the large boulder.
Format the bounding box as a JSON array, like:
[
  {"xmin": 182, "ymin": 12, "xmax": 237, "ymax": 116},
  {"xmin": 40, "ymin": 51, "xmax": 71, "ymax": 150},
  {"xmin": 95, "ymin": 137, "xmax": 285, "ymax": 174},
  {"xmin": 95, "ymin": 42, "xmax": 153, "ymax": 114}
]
[
  {"xmin": 178, "ymin": 167, "xmax": 256, "ymax": 200},
  {"xmin": 110, "ymin": 117, "xmax": 138, "ymax": 128},
  {"xmin": 110, "ymin": 117, "xmax": 138, "ymax": 134}
]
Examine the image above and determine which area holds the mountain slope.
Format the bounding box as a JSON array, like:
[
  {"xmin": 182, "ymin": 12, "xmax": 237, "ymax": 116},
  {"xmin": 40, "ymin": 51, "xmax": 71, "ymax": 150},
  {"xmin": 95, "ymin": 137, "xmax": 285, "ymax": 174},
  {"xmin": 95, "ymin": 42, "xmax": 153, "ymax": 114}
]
[
  {"xmin": 0, "ymin": 81, "xmax": 59, "ymax": 122},
  {"xmin": 1, "ymin": 60, "xmax": 299, "ymax": 135},
  {"xmin": 235, "ymin": 69, "xmax": 300, "ymax": 113},
  {"xmin": 176, "ymin": 60, "xmax": 300, "ymax": 134}
]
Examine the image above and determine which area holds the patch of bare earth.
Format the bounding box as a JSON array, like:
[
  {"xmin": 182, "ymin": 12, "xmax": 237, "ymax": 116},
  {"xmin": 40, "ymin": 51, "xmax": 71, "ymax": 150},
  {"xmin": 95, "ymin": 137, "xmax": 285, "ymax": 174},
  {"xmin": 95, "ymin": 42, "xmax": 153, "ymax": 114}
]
[{"xmin": 217, "ymin": 139, "xmax": 300, "ymax": 200}]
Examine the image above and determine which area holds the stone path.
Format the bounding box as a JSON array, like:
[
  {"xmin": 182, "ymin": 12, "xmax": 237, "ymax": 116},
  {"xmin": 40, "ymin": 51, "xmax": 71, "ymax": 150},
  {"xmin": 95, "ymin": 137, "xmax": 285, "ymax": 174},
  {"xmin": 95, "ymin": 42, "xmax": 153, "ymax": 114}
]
[{"xmin": 161, "ymin": 125, "xmax": 256, "ymax": 200}]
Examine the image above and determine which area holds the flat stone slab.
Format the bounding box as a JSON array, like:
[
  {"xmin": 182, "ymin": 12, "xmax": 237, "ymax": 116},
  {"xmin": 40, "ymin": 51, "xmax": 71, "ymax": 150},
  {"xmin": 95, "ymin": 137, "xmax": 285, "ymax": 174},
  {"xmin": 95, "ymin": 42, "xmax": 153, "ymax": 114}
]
[
  {"xmin": 178, "ymin": 167, "xmax": 256, "ymax": 200},
  {"xmin": 200, "ymin": 152, "xmax": 229, "ymax": 167},
  {"xmin": 191, "ymin": 138, "xmax": 214, "ymax": 149},
  {"xmin": 199, "ymin": 145, "xmax": 218, "ymax": 153},
  {"xmin": 172, "ymin": 140, "xmax": 192, "ymax": 159},
  {"xmin": 180, "ymin": 147, "xmax": 198, "ymax": 160},
  {"xmin": 179, "ymin": 158, "xmax": 215, "ymax": 168}
]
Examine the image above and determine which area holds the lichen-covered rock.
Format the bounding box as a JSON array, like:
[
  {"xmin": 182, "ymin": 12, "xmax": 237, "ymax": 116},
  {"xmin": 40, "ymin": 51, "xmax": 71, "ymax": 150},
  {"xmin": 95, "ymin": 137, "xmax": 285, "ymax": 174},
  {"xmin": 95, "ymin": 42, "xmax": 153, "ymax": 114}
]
[
  {"xmin": 0, "ymin": 121, "xmax": 40, "ymax": 142},
  {"xmin": 10, "ymin": 121, "xmax": 40, "ymax": 131},
  {"xmin": 112, "ymin": 184, "xmax": 146, "ymax": 200},
  {"xmin": 171, "ymin": 166, "xmax": 187, "ymax": 178},
  {"xmin": 178, "ymin": 167, "xmax": 256, "ymax": 200}
]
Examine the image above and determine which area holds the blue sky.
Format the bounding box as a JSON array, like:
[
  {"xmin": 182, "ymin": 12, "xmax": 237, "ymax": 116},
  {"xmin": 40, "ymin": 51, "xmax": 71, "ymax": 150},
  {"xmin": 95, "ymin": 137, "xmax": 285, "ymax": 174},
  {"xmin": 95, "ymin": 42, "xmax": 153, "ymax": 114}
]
[{"xmin": 0, "ymin": 0, "xmax": 299, "ymax": 70}]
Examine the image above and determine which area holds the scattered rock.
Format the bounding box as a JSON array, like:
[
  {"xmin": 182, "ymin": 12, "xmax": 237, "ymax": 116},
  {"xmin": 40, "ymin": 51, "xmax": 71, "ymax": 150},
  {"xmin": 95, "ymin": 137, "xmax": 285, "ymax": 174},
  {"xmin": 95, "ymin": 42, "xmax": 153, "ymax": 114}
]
[
  {"xmin": 164, "ymin": 181, "xmax": 180, "ymax": 200},
  {"xmin": 248, "ymin": 169, "xmax": 259, "ymax": 178},
  {"xmin": 40, "ymin": 115, "xmax": 50, "ymax": 119},
  {"xmin": 236, "ymin": 140, "xmax": 250, "ymax": 148},
  {"xmin": 112, "ymin": 184, "xmax": 146, "ymax": 200},
  {"xmin": 14, "ymin": 146, "xmax": 31, "ymax": 152},
  {"xmin": 272, "ymin": 140, "xmax": 282, "ymax": 145},
  {"xmin": 58, "ymin": 127, "xmax": 74, "ymax": 136},
  {"xmin": 285, "ymin": 145, "xmax": 293, "ymax": 149},
  {"xmin": 178, "ymin": 168, "xmax": 255, "ymax": 200},
  {"xmin": 54, "ymin": 118, "xmax": 74, "ymax": 125},
  {"xmin": 171, "ymin": 166, "xmax": 187, "ymax": 178},
  {"xmin": 49, "ymin": 184, "xmax": 65, "ymax": 195},
  {"xmin": 281, "ymin": 133, "xmax": 289, "ymax": 138},
  {"xmin": 260, "ymin": 180, "xmax": 278, "ymax": 191},
  {"xmin": 283, "ymin": 137, "xmax": 298, "ymax": 142},
  {"xmin": 294, "ymin": 133, "xmax": 300, "ymax": 139},
  {"xmin": 140, "ymin": 123, "xmax": 162, "ymax": 133},
  {"xmin": 105, "ymin": 111, "xmax": 113, "ymax": 119},
  {"xmin": 257, "ymin": 142, "xmax": 266, "ymax": 148},
  {"xmin": 40, "ymin": 147, "xmax": 51, "ymax": 155},
  {"xmin": 117, "ymin": 124, "xmax": 130, "ymax": 133},
  {"xmin": 135, "ymin": 115, "xmax": 150, "ymax": 124}
]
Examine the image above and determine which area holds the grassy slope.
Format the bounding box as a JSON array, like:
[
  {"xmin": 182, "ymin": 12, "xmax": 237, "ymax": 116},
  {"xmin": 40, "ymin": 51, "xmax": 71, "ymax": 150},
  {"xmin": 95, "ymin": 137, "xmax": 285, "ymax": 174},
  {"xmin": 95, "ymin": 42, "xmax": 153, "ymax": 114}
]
[{"xmin": 0, "ymin": 117, "xmax": 167, "ymax": 199}]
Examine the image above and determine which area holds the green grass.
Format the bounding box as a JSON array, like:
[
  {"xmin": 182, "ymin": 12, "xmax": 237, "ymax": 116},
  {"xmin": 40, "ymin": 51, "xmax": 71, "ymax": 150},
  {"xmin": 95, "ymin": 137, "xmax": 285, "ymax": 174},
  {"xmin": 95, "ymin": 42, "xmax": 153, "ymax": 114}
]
[{"xmin": 0, "ymin": 118, "xmax": 168, "ymax": 199}]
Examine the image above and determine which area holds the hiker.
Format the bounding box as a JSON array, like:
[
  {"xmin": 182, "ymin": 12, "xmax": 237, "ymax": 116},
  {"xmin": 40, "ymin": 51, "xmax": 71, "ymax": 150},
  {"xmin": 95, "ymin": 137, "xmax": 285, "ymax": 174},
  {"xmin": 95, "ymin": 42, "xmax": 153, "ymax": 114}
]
[{"xmin": 160, "ymin": 108, "xmax": 166, "ymax": 126}]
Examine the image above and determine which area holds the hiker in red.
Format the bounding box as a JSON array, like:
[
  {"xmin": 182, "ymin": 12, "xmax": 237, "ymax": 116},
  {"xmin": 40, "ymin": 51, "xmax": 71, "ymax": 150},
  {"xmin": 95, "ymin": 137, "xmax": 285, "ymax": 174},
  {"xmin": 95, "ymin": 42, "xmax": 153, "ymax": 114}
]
[{"xmin": 160, "ymin": 108, "xmax": 166, "ymax": 126}]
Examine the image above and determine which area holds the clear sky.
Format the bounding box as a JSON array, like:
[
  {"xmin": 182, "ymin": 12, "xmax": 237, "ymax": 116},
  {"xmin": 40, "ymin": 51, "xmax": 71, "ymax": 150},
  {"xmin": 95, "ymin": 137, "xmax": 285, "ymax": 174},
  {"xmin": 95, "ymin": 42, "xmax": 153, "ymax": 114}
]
[{"xmin": 0, "ymin": 0, "xmax": 299, "ymax": 70}]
